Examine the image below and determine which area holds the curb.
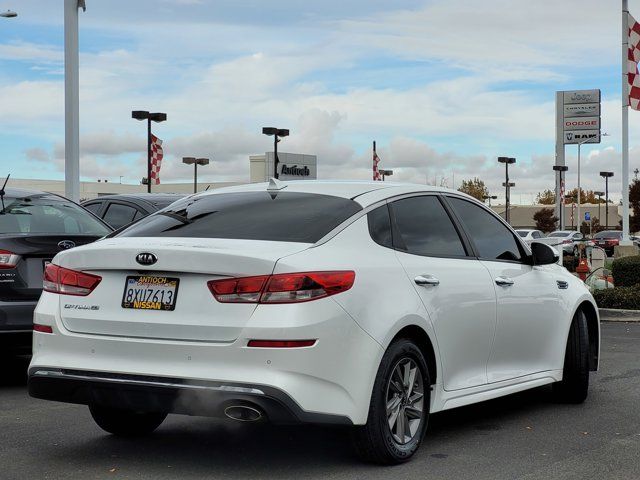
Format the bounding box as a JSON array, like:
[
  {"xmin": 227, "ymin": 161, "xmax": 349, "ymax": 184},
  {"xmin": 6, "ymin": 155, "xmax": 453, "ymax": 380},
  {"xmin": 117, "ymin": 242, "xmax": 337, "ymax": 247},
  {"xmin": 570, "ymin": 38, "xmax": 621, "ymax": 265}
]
[{"xmin": 599, "ymin": 308, "xmax": 640, "ymax": 322}]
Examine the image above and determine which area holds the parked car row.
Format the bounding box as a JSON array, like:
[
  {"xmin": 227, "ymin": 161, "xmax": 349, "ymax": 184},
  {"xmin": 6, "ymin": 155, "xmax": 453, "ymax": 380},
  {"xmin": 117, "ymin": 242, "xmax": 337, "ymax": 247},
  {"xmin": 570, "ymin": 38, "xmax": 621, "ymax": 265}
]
[{"xmin": 515, "ymin": 228, "xmax": 638, "ymax": 257}]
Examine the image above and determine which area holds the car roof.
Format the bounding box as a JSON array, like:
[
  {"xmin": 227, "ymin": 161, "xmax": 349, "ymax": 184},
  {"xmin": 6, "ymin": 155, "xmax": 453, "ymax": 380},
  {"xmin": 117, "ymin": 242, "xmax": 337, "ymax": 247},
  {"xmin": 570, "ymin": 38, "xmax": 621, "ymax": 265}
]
[
  {"xmin": 200, "ymin": 180, "xmax": 476, "ymax": 207},
  {"xmin": 84, "ymin": 193, "xmax": 186, "ymax": 206},
  {"xmin": 2, "ymin": 187, "xmax": 61, "ymax": 199}
]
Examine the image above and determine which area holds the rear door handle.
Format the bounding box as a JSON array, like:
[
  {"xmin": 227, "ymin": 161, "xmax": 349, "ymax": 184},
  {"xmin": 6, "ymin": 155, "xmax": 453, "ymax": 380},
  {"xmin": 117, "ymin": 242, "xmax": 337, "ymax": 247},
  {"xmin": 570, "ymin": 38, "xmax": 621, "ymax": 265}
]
[
  {"xmin": 415, "ymin": 275, "xmax": 440, "ymax": 286},
  {"xmin": 495, "ymin": 276, "xmax": 514, "ymax": 286}
]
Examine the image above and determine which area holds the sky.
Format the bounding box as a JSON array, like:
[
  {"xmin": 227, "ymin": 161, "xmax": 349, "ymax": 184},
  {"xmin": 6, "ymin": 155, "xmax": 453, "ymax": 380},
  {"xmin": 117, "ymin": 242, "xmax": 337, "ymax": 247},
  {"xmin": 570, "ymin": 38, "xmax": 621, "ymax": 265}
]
[{"xmin": 1, "ymin": 0, "xmax": 640, "ymax": 204}]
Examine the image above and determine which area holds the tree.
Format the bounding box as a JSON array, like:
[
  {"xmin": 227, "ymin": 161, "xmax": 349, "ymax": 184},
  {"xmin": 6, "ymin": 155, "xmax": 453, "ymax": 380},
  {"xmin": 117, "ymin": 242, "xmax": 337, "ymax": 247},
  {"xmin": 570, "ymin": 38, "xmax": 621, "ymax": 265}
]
[
  {"xmin": 630, "ymin": 179, "xmax": 640, "ymax": 233},
  {"xmin": 458, "ymin": 178, "xmax": 488, "ymax": 202},
  {"xmin": 581, "ymin": 216, "xmax": 603, "ymax": 236},
  {"xmin": 533, "ymin": 208, "xmax": 558, "ymax": 233},
  {"xmin": 535, "ymin": 189, "xmax": 555, "ymax": 205},
  {"xmin": 564, "ymin": 188, "xmax": 605, "ymax": 204}
]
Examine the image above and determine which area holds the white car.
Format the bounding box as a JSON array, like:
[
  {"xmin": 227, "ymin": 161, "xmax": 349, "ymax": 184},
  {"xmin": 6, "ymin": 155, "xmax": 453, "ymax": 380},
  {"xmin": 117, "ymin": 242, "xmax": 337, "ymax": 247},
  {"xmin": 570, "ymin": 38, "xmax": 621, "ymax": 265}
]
[
  {"xmin": 28, "ymin": 181, "xmax": 600, "ymax": 464},
  {"xmin": 515, "ymin": 229, "xmax": 546, "ymax": 244},
  {"xmin": 537, "ymin": 230, "xmax": 591, "ymax": 256}
]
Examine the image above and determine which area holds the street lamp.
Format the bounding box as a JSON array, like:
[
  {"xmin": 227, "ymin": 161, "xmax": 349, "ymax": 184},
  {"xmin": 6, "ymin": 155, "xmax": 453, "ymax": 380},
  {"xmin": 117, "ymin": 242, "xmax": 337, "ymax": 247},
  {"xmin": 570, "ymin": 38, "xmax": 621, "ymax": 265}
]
[
  {"xmin": 483, "ymin": 195, "xmax": 497, "ymax": 207},
  {"xmin": 576, "ymin": 133, "xmax": 609, "ymax": 232},
  {"xmin": 132, "ymin": 110, "xmax": 167, "ymax": 193},
  {"xmin": 594, "ymin": 191, "xmax": 604, "ymax": 225},
  {"xmin": 600, "ymin": 171, "xmax": 614, "ymax": 229},
  {"xmin": 0, "ymin": 10, "xmax": 17, "ymax": 17},
  {"xmin": 182, "ymin": 157, "xmax": 210, "ymax": 193},
  {"xmin": 498, "ymin": 157, "xmax": 516, "ymax": 224},
  {"xmin": 553, "ymin": 165, "xmax": 569, "ymax": 229},
  {"xmin": 262, "ymin": 127, "xmax": 289, "ymax": 179},
  {"xmin": 379, "ymin": 169, "xmax": 393, "ymax": 181}
]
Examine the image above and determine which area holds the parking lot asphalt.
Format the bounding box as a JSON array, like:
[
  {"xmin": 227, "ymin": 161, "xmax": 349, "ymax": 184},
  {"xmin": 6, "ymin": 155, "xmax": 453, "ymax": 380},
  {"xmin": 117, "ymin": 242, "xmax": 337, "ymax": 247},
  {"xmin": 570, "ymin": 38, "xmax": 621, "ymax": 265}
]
[{"xmin": 1, "ymin": 322, "xmax": 639, "ymax": 480}]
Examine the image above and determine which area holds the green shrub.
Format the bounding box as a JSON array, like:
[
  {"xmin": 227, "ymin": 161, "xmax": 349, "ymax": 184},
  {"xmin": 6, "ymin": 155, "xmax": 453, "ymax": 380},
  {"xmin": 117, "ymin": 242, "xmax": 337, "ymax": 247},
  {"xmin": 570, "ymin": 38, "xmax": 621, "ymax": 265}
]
[
  {"xmin": 593, "ymin": 285, "xmax": 640, "ymax": 310},
  {"xmin": 611, "ymin": 255, "xmax": 640, "ymax": 287}
]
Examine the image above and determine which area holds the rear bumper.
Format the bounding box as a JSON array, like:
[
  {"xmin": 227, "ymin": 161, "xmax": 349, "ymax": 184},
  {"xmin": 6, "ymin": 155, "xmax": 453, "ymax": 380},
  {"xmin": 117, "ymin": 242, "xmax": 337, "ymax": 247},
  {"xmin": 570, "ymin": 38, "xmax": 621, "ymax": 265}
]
[
  {"xmin": 28, "ymin": 368, "xmax": 352, "ymax": 425},
  {"xmin": 0, "ymin": 301, "xmax": 35, "ymax": 353}
]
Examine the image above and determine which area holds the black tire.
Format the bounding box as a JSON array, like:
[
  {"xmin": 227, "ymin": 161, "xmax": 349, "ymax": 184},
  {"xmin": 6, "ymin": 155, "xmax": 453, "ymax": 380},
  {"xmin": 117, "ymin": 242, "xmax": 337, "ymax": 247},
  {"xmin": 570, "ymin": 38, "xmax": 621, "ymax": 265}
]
[
  {"xmin": 553, "ymin": 309, "xmax": 590, "ymax": 403},
  {"xmin": 89, "ymin": 405, "xmax": 167, "ymax": 437},
  {"xmin": 352, "ymin": 338, "xmax": 430, "ymax": 464}
]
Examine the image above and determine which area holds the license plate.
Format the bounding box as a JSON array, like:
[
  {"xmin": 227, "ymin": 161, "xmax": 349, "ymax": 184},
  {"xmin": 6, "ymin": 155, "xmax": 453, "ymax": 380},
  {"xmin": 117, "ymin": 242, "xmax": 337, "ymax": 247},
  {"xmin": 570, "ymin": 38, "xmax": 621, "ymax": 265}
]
[{"xmin": 121, "ymin": 276, "xmax": 179, "ymax": 311}]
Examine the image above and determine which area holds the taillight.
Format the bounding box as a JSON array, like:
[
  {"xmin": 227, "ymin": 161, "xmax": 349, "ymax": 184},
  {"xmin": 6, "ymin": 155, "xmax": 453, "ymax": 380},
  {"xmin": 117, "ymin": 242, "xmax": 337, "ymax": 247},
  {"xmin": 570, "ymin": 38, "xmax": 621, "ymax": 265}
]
[
  {"xmin": 563, "ymin": 239, "xmax": 572, "ymax": 244},
  {"xmin": 0, "ymin": 250, "xmax": 19, "ymax": 269},
  {"xmin": 208, "ymin": 271, "xmax": 355, "ymax": 304},
  {"xmin": 43, "ymin": 263, "xmax": 102, "ymax": 296}
]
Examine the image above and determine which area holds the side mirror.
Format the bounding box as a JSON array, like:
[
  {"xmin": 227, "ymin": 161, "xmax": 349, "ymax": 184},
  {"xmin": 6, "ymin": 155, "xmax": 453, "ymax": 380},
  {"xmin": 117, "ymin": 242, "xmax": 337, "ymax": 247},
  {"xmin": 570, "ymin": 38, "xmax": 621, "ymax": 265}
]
[{"xmin": 531, "ymin": 242, "xmax": 559, "ymax": 266}]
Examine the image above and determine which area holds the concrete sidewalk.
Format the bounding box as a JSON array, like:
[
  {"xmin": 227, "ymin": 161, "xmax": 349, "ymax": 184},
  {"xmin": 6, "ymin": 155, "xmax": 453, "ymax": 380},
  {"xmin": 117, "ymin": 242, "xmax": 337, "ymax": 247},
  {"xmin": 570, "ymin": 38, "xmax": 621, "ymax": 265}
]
[{"xmin": 599, "ymin": 308, "xmax": 640, "ymax": 322}]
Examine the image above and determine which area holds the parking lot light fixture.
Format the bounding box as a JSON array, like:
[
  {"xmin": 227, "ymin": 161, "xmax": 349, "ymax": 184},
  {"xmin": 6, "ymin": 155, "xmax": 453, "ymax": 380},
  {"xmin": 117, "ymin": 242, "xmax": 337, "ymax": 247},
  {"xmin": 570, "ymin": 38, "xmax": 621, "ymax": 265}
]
[
  {"xmin": 132, "ymin": 110, "xmax": 167, "ymax": 193},
  {"xmin": 483, "ymin": 195, "xmax": 498, "ymax": 207},
  {"xmin": 262, "ymin": 127, "xmax": 289, "ymax": 179},
  {"xmin": 182, "ymin": 157, "xmax": 210, "ymax": 193},
  {"xmin": 594, "ymin": 191, "xmax": 604, "ymax": 224},
  {"xmin": 553, "ymin": 165, "xmax": 569, "ymax": 229},
  {"xmin": 0, "ymin": 10, "xmax": 17, "ymax": 18},
  {"xmin": 600, "ymin": 171, "xmax": 614, "ymax": 229},
  {"xmin": 379, "ymin": 169, "xmax": 393, "ymax": 181},
  {"xmin": 498, "ymin": 157, "xmax": 516, "ymax": 224}
]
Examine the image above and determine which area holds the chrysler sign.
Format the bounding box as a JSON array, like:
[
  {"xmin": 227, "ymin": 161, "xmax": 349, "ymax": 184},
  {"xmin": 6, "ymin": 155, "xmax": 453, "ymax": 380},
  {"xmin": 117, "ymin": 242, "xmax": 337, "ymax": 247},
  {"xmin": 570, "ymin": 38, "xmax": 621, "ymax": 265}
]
[{"xmin": 563, "ymin": 103, "xmax": 600, "ymax": 117}]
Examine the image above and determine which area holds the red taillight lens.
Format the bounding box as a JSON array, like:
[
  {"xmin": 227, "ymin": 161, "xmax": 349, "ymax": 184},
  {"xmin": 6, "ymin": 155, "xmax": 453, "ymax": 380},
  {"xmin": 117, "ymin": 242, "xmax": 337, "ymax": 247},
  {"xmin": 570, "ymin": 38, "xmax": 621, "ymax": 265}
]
[
  {"xmin": 247, "ymin": 339, "xmax": 316, "ymax": 348},
  {"xmin": 562, "ymin": 239, "xmax": 572, "ymax": 244},
  {"xmin": 0, "ymin": 250, "xmax": 19, "ymax": 269},
  {"xmin": 43, "ymin": 263, "xmax": 102, "ymax": 296},
  {"xmin": 33, "ymin": 324, "xmax": 53, "ymax": 334},
  {"xmin": 208, "ymin": 271, "xmax": 355, "ymax": 304}
]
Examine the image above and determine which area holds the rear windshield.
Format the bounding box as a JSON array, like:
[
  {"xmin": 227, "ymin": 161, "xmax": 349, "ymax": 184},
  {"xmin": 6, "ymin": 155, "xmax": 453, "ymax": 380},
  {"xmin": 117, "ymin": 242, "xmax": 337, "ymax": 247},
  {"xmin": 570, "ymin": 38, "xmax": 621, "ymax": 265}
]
[
  {"xmin": 115, "ymin": 191, "xmax": 363, "ymax": 243},
  {"xmin": 595, "ymin": 231, "xmax": 622, "ymax": 239},
  {"xmin": 0, "ymin": 195, "xmax": 111, "ymax": 236},
  {"xmin": 548, "ymin": 232, "xmax": 568, "ymax": 238}
]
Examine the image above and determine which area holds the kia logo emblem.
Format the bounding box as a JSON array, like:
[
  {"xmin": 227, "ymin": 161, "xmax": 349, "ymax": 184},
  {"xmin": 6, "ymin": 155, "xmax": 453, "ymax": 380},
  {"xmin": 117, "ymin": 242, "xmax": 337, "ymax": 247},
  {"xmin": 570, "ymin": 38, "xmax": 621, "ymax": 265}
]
[
  {"xmin": 58, "ymin": 240, "xmax": 76, "ymax": 250},
  {"xmin": 136, "ymin": 253, "xmax": 157, "ymax": 266}
]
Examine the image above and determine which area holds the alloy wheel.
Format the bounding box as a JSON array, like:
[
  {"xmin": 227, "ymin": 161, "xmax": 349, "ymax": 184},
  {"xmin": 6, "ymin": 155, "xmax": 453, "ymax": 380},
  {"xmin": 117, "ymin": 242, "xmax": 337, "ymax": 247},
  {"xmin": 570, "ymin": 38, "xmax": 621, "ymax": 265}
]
[{"xmin": 385, "ymin": 357, "xmax": 425, "ymax": 445}]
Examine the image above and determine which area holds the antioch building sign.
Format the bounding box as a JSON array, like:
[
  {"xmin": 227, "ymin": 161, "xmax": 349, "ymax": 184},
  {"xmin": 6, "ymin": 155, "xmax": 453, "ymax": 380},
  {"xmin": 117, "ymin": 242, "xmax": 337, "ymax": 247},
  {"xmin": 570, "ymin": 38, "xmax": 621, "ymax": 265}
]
[{"xmin": 281, "ymin": 164, "xmax": 310, "ymax": 176}]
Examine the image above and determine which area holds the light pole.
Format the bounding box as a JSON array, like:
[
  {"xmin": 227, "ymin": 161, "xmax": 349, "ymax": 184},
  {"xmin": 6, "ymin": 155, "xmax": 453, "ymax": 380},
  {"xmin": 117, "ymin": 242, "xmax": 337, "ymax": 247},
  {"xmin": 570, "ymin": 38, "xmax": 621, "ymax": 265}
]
[
  {"xmin": 379, "ymin": 169, "xmax": 393, "ymax": 181},
  {"xmin": 132, "ymin": 110, "xmax": 167, "ymax": 193},
  {"xmin": 553, "ymin": 165, "xmax": 569, "ymax": 230},
  {"xmin": 483, "ymin": 195, "xmax": 497, "ymax": 207},
  {"xmin": 594, "ymin": 191, "xmax": 604, "ymax": 225},
  {"xmin": 600, "ymin": 171, "xmax": 614, "ymax": 229},
  {"xmin": 498, "ymin": 157, "xmax": 516, "ymax": 224},
  {"xmin": 262, "ymin": 127, "xmax": 289, "ymax": 179},
  {"xmin": 576, "ymin": 133, "xmax": 609, "ymax": 232},
  {"xmin": 0, "ymin": 10, "xmax": 17, "ymax": 18},
  {"xmin": 182, "ymin": 157, "xmax": 210, "ymax": 193}
]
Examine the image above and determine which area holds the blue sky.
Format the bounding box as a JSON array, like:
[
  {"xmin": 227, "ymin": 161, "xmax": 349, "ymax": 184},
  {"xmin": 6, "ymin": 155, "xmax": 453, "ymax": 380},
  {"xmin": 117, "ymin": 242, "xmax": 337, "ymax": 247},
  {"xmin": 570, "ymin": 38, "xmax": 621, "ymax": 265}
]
[{"xmin": 0, "ymin": 0, "xmax": 639, "ymax": 202}]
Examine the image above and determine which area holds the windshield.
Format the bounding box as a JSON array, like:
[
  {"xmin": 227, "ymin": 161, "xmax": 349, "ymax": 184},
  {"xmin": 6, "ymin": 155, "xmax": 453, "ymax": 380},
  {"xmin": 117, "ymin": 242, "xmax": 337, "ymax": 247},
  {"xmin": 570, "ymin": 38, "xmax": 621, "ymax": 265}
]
[
  {"xmin": 116, "ymin": 191, "xmax": 363, "ymax": 243},
  {"xmin": 0, "ymin": 195, "xmax": 111, "ymax": 236},
  {"xmin": 595, "ymin": 231, "xmax": 622, "ymax": 239},
  {"xmin": 548, "ymin": 232, "xmax": 569, "ymax": 238}
]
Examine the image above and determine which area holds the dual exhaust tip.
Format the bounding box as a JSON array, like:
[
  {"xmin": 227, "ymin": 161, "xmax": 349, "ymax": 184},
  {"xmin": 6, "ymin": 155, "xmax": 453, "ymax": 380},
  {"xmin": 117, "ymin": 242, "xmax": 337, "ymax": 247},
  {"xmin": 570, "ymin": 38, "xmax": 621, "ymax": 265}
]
[{"xmin": 224, "ymin": 404, "xmax": 264, "ymax": 422}]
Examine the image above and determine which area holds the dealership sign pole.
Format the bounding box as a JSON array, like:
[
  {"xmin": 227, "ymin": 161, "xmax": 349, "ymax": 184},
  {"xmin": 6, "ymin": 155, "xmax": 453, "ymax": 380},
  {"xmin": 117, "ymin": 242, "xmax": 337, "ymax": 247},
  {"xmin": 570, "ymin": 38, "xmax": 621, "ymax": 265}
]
[
  {"xmin": 622, "ymin": 0, "xmax": 631, "ymax": 244},
  {"xmin": 555, "ymin": 89, "xmax": 601, "ymax": 230}
]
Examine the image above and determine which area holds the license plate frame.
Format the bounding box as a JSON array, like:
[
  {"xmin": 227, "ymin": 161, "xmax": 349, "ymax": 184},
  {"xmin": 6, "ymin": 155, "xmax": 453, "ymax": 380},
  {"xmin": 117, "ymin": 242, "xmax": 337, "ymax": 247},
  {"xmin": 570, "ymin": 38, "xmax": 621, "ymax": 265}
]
[{"xmin": 121, "ymin": 275, "xmax": 179, "ymax": 311}]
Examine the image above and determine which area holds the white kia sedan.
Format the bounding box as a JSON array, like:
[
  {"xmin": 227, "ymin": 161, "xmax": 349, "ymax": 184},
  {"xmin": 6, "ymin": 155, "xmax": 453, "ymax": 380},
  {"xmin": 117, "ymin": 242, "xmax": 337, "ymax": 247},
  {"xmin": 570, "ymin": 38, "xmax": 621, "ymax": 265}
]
[{"xmin": 28, "ymin": 181, "xmax": 599, "ymax": 464}]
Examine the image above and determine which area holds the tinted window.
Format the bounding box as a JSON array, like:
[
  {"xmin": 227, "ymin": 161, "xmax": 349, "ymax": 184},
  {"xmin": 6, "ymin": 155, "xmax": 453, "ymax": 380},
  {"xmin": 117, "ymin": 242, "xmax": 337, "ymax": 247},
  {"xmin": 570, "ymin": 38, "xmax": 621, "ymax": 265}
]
[
  {"xmin": 516, "ymin": 231, "xmax": 528, "ymax": 237},
  {"xmin": 367, "ymin": 205, "xmax": 393, "ymax": 248},
  {"xmin": 594, "ymin": 230, "xmax": 622, "ymax": 239},
  {"xmin": 116, "ymin": 192, "xmax": 362, "ymax": 243},
  {"xmin": 533, "ymin": 231, "xmax": 543, "ymax": 239},
  {"xmin": 390, "ymin": 196, "xmax": 466, "ymax": 257},
  {"xmin": 448, "ymin": 197, "xmax": 523, "ymax": 262},
  {"xmin": 548, "ymin": 232, "xmax": 569, "ymax": 238},
  {"xmin": 132, "ymin": 210, "xmax": 146, "ymax": 222},
  {"xmin": 83, "ymin": 202, "xmax": 102, "ymax": 214},
  {"xmin": 0, "ymin": 195, "xmax": 111, "ymax": 235},
  {"xmin": 103, "ymin": 203, "xmax": 138, "ymax": 229}
]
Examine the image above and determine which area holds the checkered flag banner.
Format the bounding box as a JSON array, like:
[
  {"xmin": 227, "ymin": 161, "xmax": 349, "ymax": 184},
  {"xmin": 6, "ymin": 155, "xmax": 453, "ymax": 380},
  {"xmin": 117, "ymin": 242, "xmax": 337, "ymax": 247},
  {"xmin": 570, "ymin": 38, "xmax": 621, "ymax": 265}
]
[
  {"xmin": 373, "ymin": 150, "xmax": 382, "ymax": 181},
  {"xmin": 628, "ymin": 12, "xmax": 640, "ymax": 110},
  {"xmin": 150, "ymin": 134, "xmax": 163, "ymax": 185}
]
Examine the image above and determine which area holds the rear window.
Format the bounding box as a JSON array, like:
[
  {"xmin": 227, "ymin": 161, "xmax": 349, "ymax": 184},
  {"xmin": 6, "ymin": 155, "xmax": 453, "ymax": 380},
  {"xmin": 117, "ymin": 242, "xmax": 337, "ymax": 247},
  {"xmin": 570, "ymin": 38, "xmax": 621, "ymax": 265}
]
[
  {"xmin": 0, "ymin": 195, "xmax": 111, "ymax": 236},
  {"xmin": 115, "ymin": 191, "xmax": 362, "ymax": 243},
  {"xmin": 595, "ymin": 231, "xmax": 622, "ymax": 239},
  {"xmin": 516, "ymin": 231, "xmax": 528, "ymax": 237}
]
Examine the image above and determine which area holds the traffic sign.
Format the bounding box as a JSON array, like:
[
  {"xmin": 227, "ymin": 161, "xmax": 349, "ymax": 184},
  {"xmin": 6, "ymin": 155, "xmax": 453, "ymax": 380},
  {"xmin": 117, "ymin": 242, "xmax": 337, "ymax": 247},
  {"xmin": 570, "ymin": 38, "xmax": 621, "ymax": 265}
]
[{"xmin": 585, "ymin": 212, "xmax": 591, "ymax": 221}]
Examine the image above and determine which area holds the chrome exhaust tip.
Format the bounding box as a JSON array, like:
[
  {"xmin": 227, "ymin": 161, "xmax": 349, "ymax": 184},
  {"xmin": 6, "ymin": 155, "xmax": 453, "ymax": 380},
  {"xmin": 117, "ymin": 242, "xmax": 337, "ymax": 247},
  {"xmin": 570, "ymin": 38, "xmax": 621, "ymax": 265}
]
[{"xmin": 224, "ymin": 404, "xmax": 263, "ymax": 422}]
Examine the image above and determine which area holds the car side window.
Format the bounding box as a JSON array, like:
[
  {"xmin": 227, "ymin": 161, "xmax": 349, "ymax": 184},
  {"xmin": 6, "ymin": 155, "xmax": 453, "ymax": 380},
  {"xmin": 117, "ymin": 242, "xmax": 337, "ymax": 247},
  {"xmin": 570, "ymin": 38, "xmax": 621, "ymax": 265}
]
[
  {"xmin": 447, "ymin": 196, "xmax": 524, "ymax": 262},
  {"xmin": 533, "ymin": 231, "xmax": 542, "ymax": 239},
  {"xmin": 103, "ymin": 203, "xmax": 138, "ymax": 230},
  {"xmin": 389, "ymin": 196, "xmax": 466, "ymax": 257},
  {"xmin": 367, "ymin": 204, "xmax": 393, "ymax": 248},
  {"xmin": 83, "ymin": 202, "xmax": 102, "ymax": 215}
]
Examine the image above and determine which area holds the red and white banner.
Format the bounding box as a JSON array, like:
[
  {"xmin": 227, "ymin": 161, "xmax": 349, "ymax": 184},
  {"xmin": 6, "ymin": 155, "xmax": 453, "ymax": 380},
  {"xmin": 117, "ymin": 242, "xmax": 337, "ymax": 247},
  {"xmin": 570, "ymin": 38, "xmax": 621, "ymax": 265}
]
[
  {"xmin": 373, "ymin": 150, "xmax": 381, "ymax": 181},
  {"xmin": 150, "ymin": 134, "xmax": 163, "ymax": 185},
  {"xmin": 628, "ymin": 12, "xmax": 640, "ymax": 110}
]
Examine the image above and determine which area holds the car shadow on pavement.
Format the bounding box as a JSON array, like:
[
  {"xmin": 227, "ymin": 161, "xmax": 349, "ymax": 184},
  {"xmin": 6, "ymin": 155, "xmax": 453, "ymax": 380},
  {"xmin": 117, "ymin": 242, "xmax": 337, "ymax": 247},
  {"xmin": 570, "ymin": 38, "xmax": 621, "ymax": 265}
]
[
  {"xmin": 41, "ymin": 386, "xmax": 559, "ymax": 476},
  {"xmin": 0, "ymin": 355, "xmax": 29, "ymax": 387}
]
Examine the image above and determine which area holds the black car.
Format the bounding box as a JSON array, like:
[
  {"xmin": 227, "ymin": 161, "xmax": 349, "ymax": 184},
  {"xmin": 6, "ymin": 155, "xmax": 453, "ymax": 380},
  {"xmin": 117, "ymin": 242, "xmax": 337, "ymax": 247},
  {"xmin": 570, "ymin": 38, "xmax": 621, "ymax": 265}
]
[
  {"xmin": 82, "ymin": 193, "xmax": 185, "ymax": 230},
  {"xmin": 0, "ymin": 188, "xmax": 112, "ymax": 354}
]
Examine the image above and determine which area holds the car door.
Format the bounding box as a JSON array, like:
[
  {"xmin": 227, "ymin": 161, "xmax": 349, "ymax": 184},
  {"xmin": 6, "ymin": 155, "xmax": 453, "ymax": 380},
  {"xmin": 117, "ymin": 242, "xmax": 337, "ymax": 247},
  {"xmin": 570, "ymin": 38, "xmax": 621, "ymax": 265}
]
[
  {"xmin": 445, "ymin": 196, "xmax": 563, "ymax": 383},
  {"xmin": 389, "ymin": 194, "xmax": 497, "ymax": 391}
]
